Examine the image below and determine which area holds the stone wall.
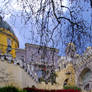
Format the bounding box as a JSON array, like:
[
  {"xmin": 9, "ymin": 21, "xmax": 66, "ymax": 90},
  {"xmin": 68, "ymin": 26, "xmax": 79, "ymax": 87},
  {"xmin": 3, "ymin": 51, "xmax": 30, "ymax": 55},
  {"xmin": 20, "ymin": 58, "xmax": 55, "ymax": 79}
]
[
  {"xmin": 0, "ymin": 58, "xmax": 75, "ymax": 90},
  {"xmin": 16, "ymin": 48, "xmax": 25, "ymax": 62},
  {"xmin": 73, "ymin": 47, "xmax": 92, "ymax": 91},
  {"xmin": 0, "ymin": 59, "xmax": 36, "ymax": 88},
  {"xmin": 25, "ymin": 43, "xmax": 59, "ymax": 67}
]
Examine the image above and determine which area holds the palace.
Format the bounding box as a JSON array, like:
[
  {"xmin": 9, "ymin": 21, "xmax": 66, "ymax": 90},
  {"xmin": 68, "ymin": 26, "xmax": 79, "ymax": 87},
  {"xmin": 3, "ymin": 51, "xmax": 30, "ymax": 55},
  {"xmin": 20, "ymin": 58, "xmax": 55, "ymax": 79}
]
[{"xmin": 0, "ymin": 17, "xmax": 92, "ymax": 92}]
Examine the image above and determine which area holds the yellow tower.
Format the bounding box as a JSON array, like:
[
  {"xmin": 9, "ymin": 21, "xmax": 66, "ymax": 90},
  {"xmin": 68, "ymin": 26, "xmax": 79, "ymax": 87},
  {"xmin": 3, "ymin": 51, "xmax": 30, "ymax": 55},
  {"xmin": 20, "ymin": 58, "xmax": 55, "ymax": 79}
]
[{"xmin": 0, "ymin": 16, "xmax": 19, "ymax": 58}]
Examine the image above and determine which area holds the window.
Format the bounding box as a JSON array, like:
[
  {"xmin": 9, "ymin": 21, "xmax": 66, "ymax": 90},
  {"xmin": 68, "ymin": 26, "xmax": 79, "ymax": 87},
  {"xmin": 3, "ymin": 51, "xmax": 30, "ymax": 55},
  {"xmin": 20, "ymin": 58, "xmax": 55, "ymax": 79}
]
[
  {"xmin": 36, "ymin": 70, "xmax": 42, "ymax": 78},
  {"xmin": 7, "ymin": 38, "xmax": 12, "ymax": 53},
  {"xmin": 38, "ymin": 48, "xmax": 41, "ymax": 53},
  {"xmin": 7, "ymin": 38, "xmax": 11, "ymax": 46},
  {"xmin": 31, "ymin": 54, "xmax": 34, "ymax": 61},
  {"xmin": 15, "ymin": 44, "xmax": 17, "ymax": 48},
  {"xmin": 21, "ymin": 56, "xmax": 24, "ymax": 62}
]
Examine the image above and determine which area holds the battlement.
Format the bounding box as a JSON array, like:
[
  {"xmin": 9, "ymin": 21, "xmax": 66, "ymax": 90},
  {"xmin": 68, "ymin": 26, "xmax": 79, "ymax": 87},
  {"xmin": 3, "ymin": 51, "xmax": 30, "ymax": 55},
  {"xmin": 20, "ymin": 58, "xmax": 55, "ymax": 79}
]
[{"xmin": 25, "ymin": 43, "xmax": 59, "ymax": 53}]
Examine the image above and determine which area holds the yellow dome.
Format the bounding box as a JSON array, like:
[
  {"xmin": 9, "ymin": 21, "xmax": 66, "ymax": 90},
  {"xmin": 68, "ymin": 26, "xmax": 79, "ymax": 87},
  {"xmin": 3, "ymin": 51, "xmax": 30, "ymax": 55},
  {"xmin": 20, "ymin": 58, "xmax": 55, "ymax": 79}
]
[{"xmin": 0, "ymin": 16, "xmax": 19, "ymax": 58}]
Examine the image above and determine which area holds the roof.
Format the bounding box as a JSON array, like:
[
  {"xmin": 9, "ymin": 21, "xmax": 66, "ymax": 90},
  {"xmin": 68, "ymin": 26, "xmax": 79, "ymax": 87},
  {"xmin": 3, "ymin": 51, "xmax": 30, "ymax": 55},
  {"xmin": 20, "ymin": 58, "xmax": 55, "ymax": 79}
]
[{"xmin": 0, "ymin": 16, "xmax": 15, "ymax": 35}]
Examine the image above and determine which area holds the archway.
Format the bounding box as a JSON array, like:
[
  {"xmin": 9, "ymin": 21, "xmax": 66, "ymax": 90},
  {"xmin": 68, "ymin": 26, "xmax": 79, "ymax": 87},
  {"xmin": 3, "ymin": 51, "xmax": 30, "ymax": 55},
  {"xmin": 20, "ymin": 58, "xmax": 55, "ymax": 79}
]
[{"xmin": 78, "ymin": 68, "xmax": 92, "ymax": 90}]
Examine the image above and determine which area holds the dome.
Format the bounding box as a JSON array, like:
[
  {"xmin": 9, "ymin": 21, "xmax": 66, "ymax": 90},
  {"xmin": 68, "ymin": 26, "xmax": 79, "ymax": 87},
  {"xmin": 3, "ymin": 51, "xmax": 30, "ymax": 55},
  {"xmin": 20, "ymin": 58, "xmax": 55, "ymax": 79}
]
[{"xmin": 0, "ymin": 16, "xmax": 15, "ymax": 35}]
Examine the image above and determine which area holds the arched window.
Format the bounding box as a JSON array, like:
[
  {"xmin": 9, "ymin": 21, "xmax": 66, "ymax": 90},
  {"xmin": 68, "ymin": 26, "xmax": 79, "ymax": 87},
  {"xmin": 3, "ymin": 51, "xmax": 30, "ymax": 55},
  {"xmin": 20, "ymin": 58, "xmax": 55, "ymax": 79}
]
[
  {"xmin": 7, "ymin": 38, "xmax": 11, "ymax": 46},
  {"xmin": 7, "ymin": 38, "xmax": 12, "ymax": 53}
]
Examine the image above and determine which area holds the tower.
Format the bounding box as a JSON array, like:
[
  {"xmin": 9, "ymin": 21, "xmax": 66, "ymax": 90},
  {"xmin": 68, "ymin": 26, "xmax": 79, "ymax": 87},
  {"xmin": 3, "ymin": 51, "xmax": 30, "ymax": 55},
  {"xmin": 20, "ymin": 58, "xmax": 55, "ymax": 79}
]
[
  {"xmin": 0, "ymin": 16, "xmax": 19, "ymax": 58},
  {"xmin": 65, "ymin": 43, "xmax": 76, "ymax": 58}
]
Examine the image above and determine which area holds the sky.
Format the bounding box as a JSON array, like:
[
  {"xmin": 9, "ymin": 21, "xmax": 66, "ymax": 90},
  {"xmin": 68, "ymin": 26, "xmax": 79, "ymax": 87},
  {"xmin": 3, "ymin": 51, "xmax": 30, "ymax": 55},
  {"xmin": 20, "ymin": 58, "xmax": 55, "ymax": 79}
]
[
  {"xmin": 0, "ymin": 0, "xmax": 69, "ymax": 48},
  {"xmin": 0, "ymin": 0, "xmax": 92, "ymax": 55}
]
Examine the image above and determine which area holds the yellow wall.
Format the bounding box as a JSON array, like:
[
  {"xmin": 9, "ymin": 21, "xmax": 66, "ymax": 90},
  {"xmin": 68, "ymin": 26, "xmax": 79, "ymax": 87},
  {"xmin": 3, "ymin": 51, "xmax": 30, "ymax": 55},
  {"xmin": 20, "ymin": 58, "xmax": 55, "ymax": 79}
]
[
  {"xmin": 56, "ymin": 63, "xmax": 75, "ymax": 87},
  {"xmin": 0, "ymin": 28, "xmax": 19, "ymax": 58}
]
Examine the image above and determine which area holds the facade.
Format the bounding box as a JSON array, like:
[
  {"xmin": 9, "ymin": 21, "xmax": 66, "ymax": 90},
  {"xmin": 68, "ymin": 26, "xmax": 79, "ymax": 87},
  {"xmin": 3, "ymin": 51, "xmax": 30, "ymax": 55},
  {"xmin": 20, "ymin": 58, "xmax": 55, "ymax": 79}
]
[
  {"xmin": 16, "ymin": 43, "xmax": 60, "ymax": 82},
  {"xmin": 16, "ymin": 43, "xmax": 59, "ymax": 64},
  {"xmin": 25, "ymin": 43, "xmax": 59, "ymax": 65},
  {"xmin": 15, "ymin": 42, "xmax": 92, "ymax": 91},
  {"xmin": 57, "ymin": 43, "xmax": 92, "ymax": 91},
  {"xmin": 0, "ymin": 16, "xmax": 19, "ymax": 58},
  {"xmin": 74, "ymin": 47, "xmax": 92, "ymax": 91}
]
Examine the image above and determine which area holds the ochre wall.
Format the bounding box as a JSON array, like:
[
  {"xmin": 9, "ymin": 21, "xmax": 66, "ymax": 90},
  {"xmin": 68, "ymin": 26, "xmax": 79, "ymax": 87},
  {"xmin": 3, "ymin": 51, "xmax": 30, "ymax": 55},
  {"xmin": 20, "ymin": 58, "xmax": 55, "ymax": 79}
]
[
  {"xmin": 0, "ymin": 28, "xmax": 19, "ymax": 58},
  {"xmin": 56, "ymin": 63, "xmax": 75, "ymax": 87},
  {"xmin": 0, "ymin": 60, "xmax": 36, "ymax": 88}
]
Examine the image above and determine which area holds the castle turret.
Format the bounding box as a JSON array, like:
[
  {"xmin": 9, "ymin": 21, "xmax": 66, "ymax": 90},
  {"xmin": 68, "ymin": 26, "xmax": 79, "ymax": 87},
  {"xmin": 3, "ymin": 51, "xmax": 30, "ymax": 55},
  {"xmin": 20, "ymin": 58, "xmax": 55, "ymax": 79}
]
[{"xmin": 65, "ymin": 43, "xmax": 76, "ymax": 58}]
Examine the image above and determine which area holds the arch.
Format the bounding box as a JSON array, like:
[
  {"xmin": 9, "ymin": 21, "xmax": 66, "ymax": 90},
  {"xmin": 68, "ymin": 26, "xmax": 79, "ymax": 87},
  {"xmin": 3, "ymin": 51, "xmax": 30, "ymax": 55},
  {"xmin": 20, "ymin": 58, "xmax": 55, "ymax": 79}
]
[
  {"xmin": 78, "ymin": 68, "xmax": 92, "ymax": 90},
  {"xmin": 79, "ymin": 68, "xmax": 91, "ymax": 82},
  {"xmin": 63, "ymin": 78, "xmax": 69, "ymax": 87}
]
